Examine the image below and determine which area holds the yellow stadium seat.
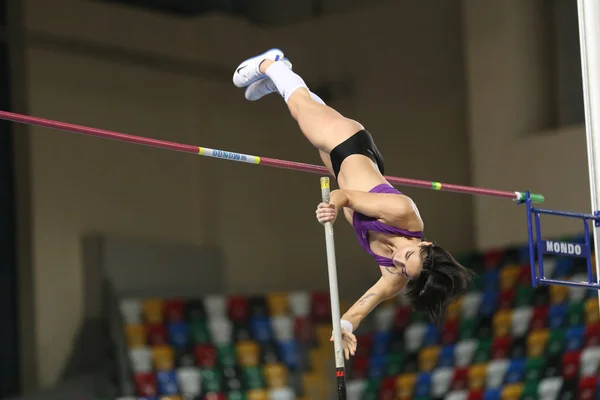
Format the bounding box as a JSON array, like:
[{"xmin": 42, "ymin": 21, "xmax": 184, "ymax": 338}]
[
  {"xmin": 419, "ymin": 346, "xmax": 441, "ymax": 372},
  {"xmin": 142, "ymin": 299, "xmax": 164, "ymax": 324},
  {"xmin": 493, "ymin": 310, "xmax": 512, "ymax": 337},
  {"xmin": 501, "ymin": 383, "xmax": 524, "ymax": 400},
  {"xmin": 527, "ymin": 329, "xmax": 549, "ymax": 358},
  {"xmin": 263, "ymin": 363, "xmax": 288, "ymax": 388},
  {"xmin": 302, "ymin": 373, "xmax": 326, "ymax": 400},
  {"xmin": 586, "ymin": 298, "xmax": 599, "ymax": 324},
  {"xmin": 447, "ymin": 297, "xmax": 463, "ymax": 321},
  {"xmin": 246, "ymin": 389, "xmax": 269, "ymax": 400},
  {"xmin": 267, "ymin": 292, "xmax": 289, "ymax": 316},
  {"xmin": 549, "ymin": 285, "xmax": 569, "ymax": 305},
  {"xmin": 152, "ymin": 344, "xmax": 174, "ymax": 371},
  {"xmin": 468, "ymin": 363, "xmax": 488, "ymax": 390},
  {"xmin": 236, "ymin": 340, "xmax": 260, "ymax": 367},
  {"xmin": 500, "ymin": 265, "xmax": 520, "ymax": 290},
  {"xmin": 125, "ymin": 323, "xmax": 146, "ymax": 348},
  {"xmin": 396, "ymin": 373, "xmax": 417, "ymax": 398}
]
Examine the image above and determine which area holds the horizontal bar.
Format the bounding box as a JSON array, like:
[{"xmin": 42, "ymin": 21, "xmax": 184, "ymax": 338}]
[
  {"xmin": 539, "ymin": 277, "xmax": 600, "ymax": 289},
  {"xmin": 531, "ymin": 207, "xmax": 600, "ymax": 220},
  {"xmin": 0, "ymin": 110, "xmax": 545, "ymax": 202}
]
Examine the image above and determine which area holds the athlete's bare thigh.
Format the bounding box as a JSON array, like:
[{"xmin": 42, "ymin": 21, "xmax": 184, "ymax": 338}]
[{"xmin": 336, "ymin": 155, "xmax": 389, "ymax": 192}]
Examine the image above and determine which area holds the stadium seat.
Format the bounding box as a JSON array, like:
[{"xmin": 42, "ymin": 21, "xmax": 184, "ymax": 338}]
[
  {"xmin": 478, "ymin": 291, "xmax": 498, "ymax": 318},
  {"xmin": 293, "ymin": 317, "xmax": 314, "ymax": 345},
  {"xmin": 547, "ymin": 329, "xmax": 566, "ymax": 359},
  {"xmin": 584, "ymin": 322, "xmax": 600, "ymax": 347},
  {"xmin": 459, "ymin": 318, "xmax": 477, "ymax": 341},
  {"xmin": 227, "ymin": 296, "xmax": 249, "ymax": 322},
  {"xmin": 492, "ymin": 311, "xmax": 511, "ymax": 338},
  {"xmin": 405, "ymin": 323, "xmax": 427, "ymax": 353},
  {"xmin": 497, "ymin": 290, "xmax": 514, "ymax": 310},
  {"xmin": 236, "ymin": 340, "xmax": 260, "ymax": 367},
  {"xmin": 523, "ymin": 357, "xmax": 545, "ymax": 383},
  {"xmin": 414, "ymin": 372, "xmax": 432, "ymax": 397},
  {"xmin": 519, "ymin": 381, "xmax": 538, "ymax": 400},
  {"xmin": 578, "ymin": 376, "xmax": 598, "ymax": 400},
  {"xmin": 455, "ymin": 339, "xmax": 478, "ymax": 367},
  {"xmin": 394, "ymin": 306, "xmax": 412, "ymax": 330},
  {"xmin": 482, "ymin": 271, "xmax": 499, "ymax": 293},
  {"xmin": 263, "ymin": 363, "xmax": 288, "ymax": 388},
  {"xmin": 190, "ymin": 320, "xmax": 212, "ymax": 345},
  {"xmin": 345, "ymin": 379, "xmax": 366, "ymax": 400},
  {"xmin": 164, "ymin": 299, "xmax": 185, "ymax": 323},
  {"xmin": 549, "ymin": 285, "xmax": 569, "ymax": 305},
  {"xmin": 156, "ymin": 370, "xmax": 178, "ymax": 395},
  {"xmin": 491, "ymin": 337, "xmax": 511, "ymax": 360},
  {"xmin": 133, "ymin": 371, "xmax": 157, "ymax": 397},
  {"xmin": 125, "ymin": 324, "xmax": 147, "ymax": 348},
  {"xmin": 442, "ymin": 320, "xmax": 459, "ymax": 345},
  {"xmin": 271, "ymin": 315, "xmax": 294, "ymax": 342},
  {"xmin": 378, "ymin": 376, "xmax": 397, "ymax": 400},
  {"xmin": 152, "ymin": 345, "xmax": 174, "ymax": 371},
  {"xmin": 461, "ymin": 293, "xmax": 483, "ymax": 319},
  {"xmin": 438, "ymin": 344, "xmax": 456, "ymax": 368},
  {"xmin": 277, "ymin": 339, "xmax": 299, "ymax": 370},
  {"xmin": 287, "ymin": 291, "xmax": 310, "ymax": 317},
  {"xmin": 503, "ymin": 359, "xmax": 525, "ymax": 384},
  {"xmin": 310, "ymin": 292, "xmax": 331, "ymax": 322},
  {"xmin": 396, "ymin": 373, "xmax": 418, "ymax": 398},
  {"xmin": 499, "ymin": 265, "xmax": 520, "ymax": 291},
  {"xmin": 121, "ymin": 299, "xmax": 142, "ymax": 324},
  {"xmin": 267, "ymin": 293, "xmax": 289, "ymax": 316},
  {"xmin": 129, "ymin": 347, "xmax": 152, "ymax": 372},
  {"xmin": 168, "ymin": 322, "xmax": 190, "ymax": 349},
  {"xmin": 419, "ymin": 346, "xmax": 440, "ymax": 372},
  {"xmin": 386, "ymin": 351, "xmax": 404, "ymax": 376},
  {"xmin": 268, "ymin": 387, "xmax": 295, "ymax": 400},
  {"xmin": 500, "ymin": 383, "xmax": 523, "ymax": 400},
  {"xmin": 371, "ymin": 331, "xmax": 391, "ymax": 357},
  {"xmin": 445, "ymin": 390, "xmax": 468, "ymax": 400},
  {"xmin": 467, "ymin": 388, "xmax": 484, "ymax": 400},
  {"xmin": 223, "ymin": 366, "xmax": 242, "ymax": 392},
  {"xmin": 468, "ymin": 364, "xmax": 487, "ymax": 390},
  {"xmin": 176, "ymin": 367, "xmax": 201, "ymax": 397},
  {"xmin": 485, "ymin": 359, "xmax": 509, "ymax": 389},
  {"xmin": 194, "ymin": 344, "xmax": 217, "ymax": 368},
  {"xmin": 451, "ymin": 367, "xmax": 469, "ymax": 391},
  {"xmin": 147, "ymin": 323, "xmax": 168, "ymax": 346},
  {"xmin": 250, "ymin": 317, "xmax": 273, "ymax": 344},
  {"xmin": 538, "ymin": 377, "xmax": 563, "ymax": 399},
  {"xmin": 447, "ymin": 298, "xmax": 462, "ymax": 321},
  {"xmin": 527, "ymin": 329, "xmax": 549, "ymax": 358},
  {"xmin": 246, "ymin": 389, "xmax": 269, "ymax": 400},
  {"xmin": 565, "ymin": 325, "xmax": 585, "ymax": 351},
  {"xmin": 209, "ymin": 317, "xmax": 233, "ymax": 345},
  {"xmin": 374, "ymin": 305, "xmax": 396, "ymax": 332},
  {"xmin": 516, "ymin": 264, "xmax": 532, "ymax": 287},
  {"xmin": 142, "ymin": 299, "xmax": 164, "ymax": 324},
  {"xmin": 585, "ymin": 298, "xmax": 599, "ymax": 324},
  {"xmin": 350, "ymin": 355, "xmax": 369, "ymax": 379},
  {"xmin": 567, "ymin": 301, "xmax": 586, "ymax": 326},
  {"xmin": 472, "ymin": 339, "xmax": 490, "ymax": 365},
  {"xmin": 509, "ymin": 308, "xmax": 532, "ymax": 334},
  {"xmin": 431, "ymin": 367, "xmax": 454, "ymax": 398},
  {"xmin": 548, "ymin": 304, "xmax": 568, "ymax": 329},
  {"xmin": 368, "ymin": 353, "xmax": 387, "ymax": 379},
  {"xmin": 243, "ymin": 366, "xmax": 265, "ymax": 390},
  {"xmin": 579, "ymin": 346, "xmax": 600, "ymax": 376},
  {"xmin": 217, "ymin": 343, "xmax": 237, "ymax": 369},
  {"xmin": 561, "ymin": 350, "xmax": 581, "ymax": 380},
  {"xmin": 514, "ymin": 287, "xmax": 534, "ymax": 308},
  {"xmin": 204, "ymin": 295, "xmax": 227, "ymax": 319},
  {"xmin": 423, "ymin": 323, "xmax": 440, "ymax": 346}
]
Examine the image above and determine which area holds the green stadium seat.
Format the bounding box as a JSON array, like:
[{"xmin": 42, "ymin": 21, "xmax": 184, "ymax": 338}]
[
  {"xmin": 567, "ymin": 301, "xmax": 585, "ymax": 326},
  {"xmin": 190, "ymin": 320, "xmax": 211, "ymax": 344},
  {"xmin": 459, "ymin": 317, "xmax": 477, "ymax": 341},
  {"xmin": 472, "ymin": 339, "xmax": 491, "ymax": 364},
  {"xmin": 520, "ymin": 380, "xmax": 538, "ymax": 400},
  {"xmin": 386, "ymin": 351, "xmax": 405, "ymax": 376},
  {"xmin": 524, "ymin": 357, "xmax": 545, "ymax": 383},
  {"xmin": 242, "ymin": 366, "xmax": 265, "ymax": 389},
  {"xmin": 514, "ymin": 287, "xmax": 534, "ymax": 308}
]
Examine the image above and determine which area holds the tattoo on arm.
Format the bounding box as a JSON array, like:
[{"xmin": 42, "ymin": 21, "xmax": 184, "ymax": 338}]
[{"xmin": 358, "ymin": 293, "xmax": 376, "ymax": 306}]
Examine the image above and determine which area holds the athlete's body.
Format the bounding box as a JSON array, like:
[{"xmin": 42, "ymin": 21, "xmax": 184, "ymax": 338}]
[{"xmin": 233, "ymin": 49, "xmax": 473, "ymax": 360}]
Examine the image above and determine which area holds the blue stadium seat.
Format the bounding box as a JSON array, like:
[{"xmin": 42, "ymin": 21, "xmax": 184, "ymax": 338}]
[
  {"xmin": 565, "ymin": 325, "xmax": 585, "ymax": 351},
  {"xmin": 423, "ymin": 323, "xmax": 440, "ymax": 346},
  {"xmin": 368, "ymin": 354, "xmax": 387, "ymax": 379},
  {"xmin": 168, "ymin": 322, "xmax": 190, "ymax": 349},
  {"xmin": 277, "ymin": 339, "xmax": 299, "ymax": 370},
  {"xmin": 156, "ymin": 370, "xmax": 178, "ymax": 395},
  {"xmin": 250, "ymin": 316, "xmax": 273, "ymax": 343},
  {"xmin": 438, "ymin": 344, "xmax": 455, "ymax": 368},
  {"xmin": 479, "ymin": 291, "xmax": 499, "ymax": 318},
  {"xmin": 552, "ymin": 257, "xmax": 573, "ymax": 278},
  {"xmin": 548, "ymin": 304, "xmax": 568, "ymax": 329},
  {"xmin": 503, "ymin": 359, "xmax": 525, "ymax": 384},
  {"xmin": 483, "ymin": 388, "xmax": 501, "ymax": 400},
  {"xmin": 371, "ymin": 331, "xmax": 391, "ymax": 356},
  {"xmin": 482, "ymin": 271, "xmax": 500, "ymax": 292},
  {"xmin": 414, "ymin": 372, "xmax": 432, "ymax": 397}
]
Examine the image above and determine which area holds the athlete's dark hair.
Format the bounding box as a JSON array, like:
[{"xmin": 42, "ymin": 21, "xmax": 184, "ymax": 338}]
[{"xmin": 404, "ymin": 243, "xmax": 475, "ymax": 325}]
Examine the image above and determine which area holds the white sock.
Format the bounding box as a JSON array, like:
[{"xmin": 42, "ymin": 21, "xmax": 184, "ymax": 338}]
[
  {"xmin": 265, "ymin": 61, "xmax": 308, "ymax": 103},
  {"xmin": 310, "ymin": 91, "xmax": 326, "ymax": 105}
]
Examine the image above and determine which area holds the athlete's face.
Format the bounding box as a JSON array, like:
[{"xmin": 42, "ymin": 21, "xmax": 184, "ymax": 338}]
[{"xmin": 391, "ymin": 242, "xmax": 433, "ymax": 279}]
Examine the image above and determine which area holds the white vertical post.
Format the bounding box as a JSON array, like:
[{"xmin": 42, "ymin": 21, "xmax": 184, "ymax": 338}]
[
  {"xmin": 319, "ymin": 177, "xmax": 346, "ymax": 399},
  {"xmin": 577, "ymin": 0, "xmax": 600, "ymax": 307}
]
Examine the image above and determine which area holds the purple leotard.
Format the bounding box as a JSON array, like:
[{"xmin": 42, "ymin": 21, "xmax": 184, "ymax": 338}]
[{"xmin": 352, "ymin": 183, "xmax": 423, "ymax": 266}]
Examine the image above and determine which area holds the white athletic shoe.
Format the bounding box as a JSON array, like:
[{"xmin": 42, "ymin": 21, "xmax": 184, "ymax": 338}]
[
  {"xmin": 244, "ymin": 59, "xmax": 292, "ymax": 101},
  {"xmin": 232, "ymin": 48, "xmax": 284, "ymax": 88}
]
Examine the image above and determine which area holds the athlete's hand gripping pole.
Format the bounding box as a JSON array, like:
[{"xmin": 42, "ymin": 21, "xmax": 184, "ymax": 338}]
[{"xmin": 320, "ymin": 177, "xmax": 347, "ymax": 400}]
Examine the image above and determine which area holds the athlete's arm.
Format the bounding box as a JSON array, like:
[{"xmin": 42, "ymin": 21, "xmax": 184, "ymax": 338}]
[
  {"xmin": 341, "ymin": 273, "xmax": 406, "ymax": 330},
  {"xmin": 330, "ymin": 189, "xmax": 420, "ymax": 227}
]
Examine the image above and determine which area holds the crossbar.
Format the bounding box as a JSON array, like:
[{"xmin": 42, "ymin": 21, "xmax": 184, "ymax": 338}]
[{"xmin": 0, "ymin": 110, "xmax": 545, "ymax": 202}]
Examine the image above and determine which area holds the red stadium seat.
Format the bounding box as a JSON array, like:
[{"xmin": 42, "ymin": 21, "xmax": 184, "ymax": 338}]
[
  {"xmin": 134, "ymin": 371, "xmax": 157, "ymax": 397},
  {"xmin": 491, "ymin": 336, "xmax": 512, "ymax": 360},
  {"xmin": 146, "ymin": 323, "xmax": 168, "ymax": 346},
  {"xmin": 530, "ymin": 306, "xmax": 549, "ymax": 331},
  {"xmin": 164, "ymin": 299, "xmax": 185, "ymax": 323},
  {"xmin": 498, "ymin": 289, "xmax": 515, "ymax": 310},
  {"xmin": 378, "ymin": 376, "xmax": 397, "ymax": 400},
  {"xmin": 227, "ymin": 296, "xmax": 249, "ymax": 322},
  {"xmin": 468, "ymin": 388, "xmax": 484, "ymax": 400},
  {"xmin": 350, "ymin": 355, "xmax": 369, "ymax": 379},
  {"xmin": 394, "ymin": 306, "xmax": 412, "ymax": 329},
  {"xmin": 483, "ymin": 249, "xmax": 503, "ymax": 269},
  {"xmin": 451, "ymin": 366, "xmax": 469, "ymax": 391},
  {"xmin": 310, "ymin": 292, "xmax": 331, "ymax": 323},
  {"xmin": 355, "ymin": 334, "xmax": 375, "ymax": 358},
  {"xmin": 561, "ymin": 350, "xmax": 581, "ymax": 381},
  {"xmin": 194, "ymin": 344, "xmax": 217, "ymax": 368},
  {"xmin": 293, "ymin": 316, "xmax": 315, "ymax": 344},
  {"xmin": 442, "ymin": 320, "xmax": 459, "ymax": 345},
  {"xmin": 516, "ymin": 265, "xmax": 532, "ymax": 286},
  {"xmin": 584, "ymin": 322, "xmax": 600, "ymax": 347},
  {"xmin": 578, "ymin": 376, "xmax": 598, "ymax": 400}
]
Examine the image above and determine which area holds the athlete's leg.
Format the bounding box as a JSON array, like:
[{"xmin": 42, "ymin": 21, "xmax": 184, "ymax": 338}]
[{"xmin": 260, "ymin": 60, "xmax": 362, "ymax": 153}]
